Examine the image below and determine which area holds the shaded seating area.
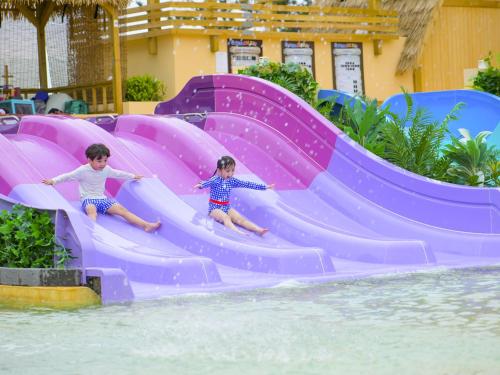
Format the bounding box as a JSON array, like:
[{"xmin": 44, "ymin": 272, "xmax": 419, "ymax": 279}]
[{"xmin": 0, "ymin": 0, "xmax": 127, "ymax": 114}]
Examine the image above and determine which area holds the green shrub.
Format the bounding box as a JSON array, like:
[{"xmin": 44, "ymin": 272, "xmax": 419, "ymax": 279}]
[
  {"xmin": 0, "ymin": 205, "xmax": 73, "ymax": 268},
  {"xmin": 380, "ymin": 92, "xmax": 463, "ymax": 181},
  {"xmin": 336, "ymin": 97, "xmax": 390, "ymax": 156},
  {"xmin": 443, "ymin": 129, "xmax": 500, "ymax": 187},
  {"xmin": 239, "ymin": 61, "xmax": 319, "ymax": 104},
  {"xmin": 124, "ymin": 75, "xmax": 166, "ymax": 101},
  {"xmin": 473, "ymin": 53, "xmax": 500, "ymax": 96}
]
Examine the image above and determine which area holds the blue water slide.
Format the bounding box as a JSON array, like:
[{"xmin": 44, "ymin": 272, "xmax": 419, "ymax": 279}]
[
  {"xmin": 381, "ymin": 90, "xmax": 500, "ymax": 148},
  {"xmin": 317, "ymin": 89, "xmax": 365, "ymax": 117}
]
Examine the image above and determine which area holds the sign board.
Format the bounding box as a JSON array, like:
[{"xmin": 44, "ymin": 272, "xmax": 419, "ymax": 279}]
[
  {"xmin": 281, "ymin": 41, "xmax": 315, "ymax": 77},
  {"xmin": 227, "ymin": 39, "xmax": 263, "ymax": 74},
  {"xmin": 331, "ymin": 42, "xmax": 364, "ymax": 95}
]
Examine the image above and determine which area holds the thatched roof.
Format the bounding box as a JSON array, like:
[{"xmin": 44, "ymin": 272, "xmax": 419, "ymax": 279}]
[
  {"xmin": 0, "ymin": 0, "xmax": 131, "ymax": 24},
  {"xmin": 2, "ymin": 0, "xmax": 130, "ymax": 7},
  {"xmin": 316, "ymin": 0, "xmax": 443, "ymax": 74}
]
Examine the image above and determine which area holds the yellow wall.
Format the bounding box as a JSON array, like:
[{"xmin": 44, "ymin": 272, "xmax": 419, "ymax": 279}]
[
  {"xmin": 127, "ymin": 37, "xmax": 176, "ymax": 98},
  {"xmin": 262, "ymin": 38, "xmax": 282, "ymax": 62},
  {"xmin": 126, "ymin": 34, "xmax": 412, "ymax": 101},
  {"xmin": 314, "ymin": 40, "xmax": 334, "ymax": 92},
  {"xmin": 419, "ymin": 6, "xmax": 500, "ymax": 91},
  {"xmin": 362, "ymin": 38, "xmax": 413, "ymax": 99}
]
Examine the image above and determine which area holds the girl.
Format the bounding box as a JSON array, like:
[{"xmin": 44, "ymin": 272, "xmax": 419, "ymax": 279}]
[{"xmin": 194, "ymin": 156, "xmax": 274, "ymax": 236}]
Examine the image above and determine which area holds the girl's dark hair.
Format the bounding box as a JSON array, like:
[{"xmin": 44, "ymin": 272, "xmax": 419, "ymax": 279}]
[
  {"xmin": 86, "ymin": 143, "xmax": 110, "ymax": 160},
  {"xmin": 213, "ymin": 155, "xmax": 235, "ymax": 175}
]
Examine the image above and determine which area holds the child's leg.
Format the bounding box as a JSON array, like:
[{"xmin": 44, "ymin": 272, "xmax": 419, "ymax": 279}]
[
  {"xmin": 84, "ymin": 204, "xmax": 98, "ymax": 221},
  {"xmin": 107, "ymin": 204, "xmax": 161, "ymax": 232},
  {"xmin": 210, "ymin": 209, "xmax": 247, "ymax": 235},
  {"xmin": 228, "ymin": 208, "xmax": 268, "ymax": 236}
]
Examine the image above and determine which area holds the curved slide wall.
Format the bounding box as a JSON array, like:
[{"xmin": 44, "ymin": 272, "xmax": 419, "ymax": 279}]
[
  {"xmin": 0, "ymin": 125, "xmax": 222, "ymax": 303},
  {"xmin": 112, "ymin": 115, "xmax": 431, "ymax": 265},
  {"xmin": 156, "ymin": 74, "xmax": 500, "ymax": 258},
  {"xmin": 1, "ymin": 115, "xmax": 343, "ymax": 302}
]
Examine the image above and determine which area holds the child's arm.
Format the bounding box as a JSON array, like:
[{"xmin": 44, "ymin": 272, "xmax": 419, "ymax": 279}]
[
  {"xmin": 107, "ymin": 167, "xmax": 138, "ymax": 180},
  {"xmin": 42, "ymin": 167, "xmax": 82, "ymax": 186},
  {"xmin": 230, "ymin": 178, "xmax": 268, "ymax": 190},
  {"xmin": 194, "ymin": 175, "xmax": 217, "ymax": 189}
]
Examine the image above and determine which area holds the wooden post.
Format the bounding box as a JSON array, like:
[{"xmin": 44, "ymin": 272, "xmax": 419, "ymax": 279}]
[
  {"xmin": 2, "ymin": 65, "xmax": 13, "ymax": 87},
  {"xmin": 102, "ymin": 4, "xmax": 123, "ymax": 114},
  {"xmin": 148, "ymin": 0, "xmax": 159, "ymax": 55},
  {"xmin": 36, "ymin": 24, "xmax": 48, "ymax": 88},
  {"xmin": 17, "ymin": 1, "xmax": 54, "ymax": 89}
]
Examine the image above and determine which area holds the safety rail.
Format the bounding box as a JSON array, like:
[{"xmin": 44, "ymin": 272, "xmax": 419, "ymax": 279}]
[{"xmin": 119, "ymin": 1, "xmax": 399, "ymax": 42}]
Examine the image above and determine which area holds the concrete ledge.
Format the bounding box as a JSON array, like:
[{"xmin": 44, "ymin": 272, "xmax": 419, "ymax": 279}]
[
  {"xmin": 0, "ymin": 267, "xmax": 81, "ymax": 287},
  {"xmin": 0, "ymin": 285, "xmax": 101, "ymax": 309}
]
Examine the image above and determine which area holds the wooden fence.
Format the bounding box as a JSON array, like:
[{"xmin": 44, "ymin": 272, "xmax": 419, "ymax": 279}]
[
  {"xmin": 119, "ymin": 0, "xmax": 399, "ymax": 42},
  {"xmin": 20, "ymin": 82, "xmax": 114, "ymax": 114}
]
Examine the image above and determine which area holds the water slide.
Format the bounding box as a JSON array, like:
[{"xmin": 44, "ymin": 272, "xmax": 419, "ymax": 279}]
[
  {"xmin": 319, "ymin": 88, "xmax": 500, "ymax": 147},
  {"xmin": 383, "ymin": 89, "xmax": 500, "ymax": 148},
  {"xmin": 1, "ymin": 115, "xmax": 344, "ymax": 303},
  {"xmin": 155, "ymin": 74, "xmax": 500, "ymax": 258},
  {"xmin": 0, "ymin": 120, "xmax": 222, "ymax": 303},
  {"xmin": 1, "ymin": 75, "xmax": 499, "ymax": 304}
]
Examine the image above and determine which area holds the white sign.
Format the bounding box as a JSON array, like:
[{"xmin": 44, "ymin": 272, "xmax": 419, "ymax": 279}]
[
  {"xmin": 215, "ymin": 52, "xmax": 229, "ymax": 73},
  {"xmin": 229, "ymin": 46, "xmax": 261, "ymax": 73},
  {"xmin": 284, "ymin": 47, "xmax": 314, "ymax": 73},
  {"xmin": 333, "ymin": 47, "xmax": 363, "ymax": 95}
]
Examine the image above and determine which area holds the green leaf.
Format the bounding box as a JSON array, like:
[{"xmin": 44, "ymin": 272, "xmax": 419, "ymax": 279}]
[{"xmin": 0, "ymin": 205, "xmax": 74, "ymax": 268}]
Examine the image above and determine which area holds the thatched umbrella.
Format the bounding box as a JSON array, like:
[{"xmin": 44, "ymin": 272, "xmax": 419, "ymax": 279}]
[{"xmin": 0, "ymin": 0, "xmax": 130, "ymax": 112}]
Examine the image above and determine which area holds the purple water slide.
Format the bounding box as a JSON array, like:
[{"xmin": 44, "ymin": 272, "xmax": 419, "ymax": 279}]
[
  {"xmin": 111, "ymin": 114, "xmax": 431, "ymax": 265},
  {"xmin": 14, "ymin": 116, "xmax": 333, "ymax": 275},
  {"xmin": 156, "ymin": 74, "xmax": 500, "ymax": 258},
  {"xmin": 0, "ymin": 127, "xmax": 222, "ymax": 303}
]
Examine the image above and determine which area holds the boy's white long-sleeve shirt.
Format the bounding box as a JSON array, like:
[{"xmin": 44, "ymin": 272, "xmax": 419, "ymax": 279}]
[{"xmin": 52, "ymin": 164, "xmax": 135, "ymax": 200}]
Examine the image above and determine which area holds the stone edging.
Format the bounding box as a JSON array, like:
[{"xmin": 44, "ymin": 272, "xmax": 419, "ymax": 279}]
[{"xmin": 0, "ymin": 267, "xmax": 82, "ymax": 287}]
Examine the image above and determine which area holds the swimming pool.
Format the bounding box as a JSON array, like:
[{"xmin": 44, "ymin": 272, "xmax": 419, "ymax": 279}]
[{"xmin": 1, "ymin": 266, "xmax": 499, "ymax": 375}]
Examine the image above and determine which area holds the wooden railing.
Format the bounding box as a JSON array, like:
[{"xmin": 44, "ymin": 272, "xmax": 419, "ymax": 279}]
[
  {"xmin": 20, "ymin": 81, "xmax": 114, "ymax": 114},
  {"xmin": 119, "ymin": 1, "xmax": 399, "ymax": 42}
]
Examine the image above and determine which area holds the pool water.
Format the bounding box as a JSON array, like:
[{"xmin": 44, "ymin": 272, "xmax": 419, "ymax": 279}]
[{"xmin": 1, "ymin": 266, "xmax": 499, "ymax": 375}]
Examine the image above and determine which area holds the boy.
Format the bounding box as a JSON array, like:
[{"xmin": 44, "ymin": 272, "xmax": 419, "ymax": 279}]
[{"xmin": 43, "ymin": 143, "xmax": 160, "ymax": 232}]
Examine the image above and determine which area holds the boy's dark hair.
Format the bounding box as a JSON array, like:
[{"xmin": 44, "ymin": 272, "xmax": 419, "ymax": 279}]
[
  {"xmin": 85, "ymin": 143, "xmax": 110, "ymax": 160},
  {"xmin": 48, "ymin": 108, "xmax": 62, "ymax": 114},
  {"xmin": 213, "ymin": 155, "xmax": 236, "ymax": 175}
]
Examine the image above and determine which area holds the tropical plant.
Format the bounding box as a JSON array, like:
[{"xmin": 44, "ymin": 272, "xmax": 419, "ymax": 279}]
[
  {"xmin": 380, "ymin": 92, "xmax": 463, "ymax": 180},
  {"xmin": 473, "ymin": 52, "xmax": 500, "ymax": 96},
  {"xmin": 124, "ymin": 74, "xmax": 166, "ymax": 101},
  {"xmin": 0, "ymin": 205, "xmax": 73, "ymax": 268},
  {"xmin": 443, "ymin": 129, "xmax": 500, "ymax": 187},
  {"xmin": 240, "ymin": 61, "xmax": 318, "ymax": 104},
  {"xmin": 311, "ymin": 95, "xmax": 338, "ymax": 123},
  {"xmin": 335, "ymin": 97, "xmax": 390, "ymax": 156}
]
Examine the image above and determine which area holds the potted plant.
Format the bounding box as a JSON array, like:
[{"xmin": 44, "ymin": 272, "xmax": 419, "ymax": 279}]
[
  {"xmin": 473, "ymin": 53, "xmax": 500, "ymax": 97},
  {"xmin": 123, "ymin": 74, "xmax": 166, "ymax": 114}
]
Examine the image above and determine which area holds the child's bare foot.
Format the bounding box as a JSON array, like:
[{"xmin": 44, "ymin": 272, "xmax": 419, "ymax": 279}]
[
  {"xmin": 256, "ymin": 228, "xmax": 269, "ymax": 236},
  {"xmin": 144, "ymin": 221, "xmax": 161, "ymax": 233}
]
